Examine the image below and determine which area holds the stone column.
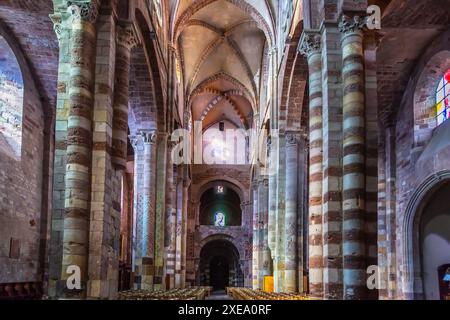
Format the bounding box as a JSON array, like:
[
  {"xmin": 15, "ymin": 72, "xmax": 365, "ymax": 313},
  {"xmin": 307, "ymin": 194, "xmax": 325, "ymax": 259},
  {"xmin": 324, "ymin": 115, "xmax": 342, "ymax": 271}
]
[
  {"xmin": 284, "ymin": 132, "xmax": 300, "ymax": 293},
  {"xmin": 49, "ymin": 9, "xmax": 72, "ymax": 298},
  {"xmin": 321, "ymin": 22, "xmax": 344, "ymax": 300},
  {"xmin": 59, "ymin": 1, "xmax": 99, "ymax": 299},
  {"xmin": 385, "ymin": 125, "xmax": 397, "ymax": 299},
  {"xmin": 154, "ymin": 133, "xmax": 168, "ymax": 290},
  {"xmin": 132, "ymin": 130, "xmax": 157, "ymax": 290},
  {"xmin": 111, "ymin": 22, "xmax": 139, "ymax": 170},
  {"xmin": 181, "ymin": 177, "xmax": 190, "ymax": 287},
  {"xmin": 251, "ymin": 180, "xmax": 260, "ymax": 290},
  {"xmin": 267, "ymin": 137, "xmax": 277, "ymax": 262},
  {"xmin": 339, "ymin": 14, "xmax": 367, "ymax": 300},
  {"xmin": 299, "ymin": 30, "xmax": 323, "ymax": 297},
  {"xmin": 175, "ymin": 175, "xmax": 183, "ymax": 288},
  {"xmin": 258, "ymin": 177, "xmax": 271, "ymax": 289},
  {"xmin": 164, "ymin": 140, "xmax": 177, "ymax": 289}
]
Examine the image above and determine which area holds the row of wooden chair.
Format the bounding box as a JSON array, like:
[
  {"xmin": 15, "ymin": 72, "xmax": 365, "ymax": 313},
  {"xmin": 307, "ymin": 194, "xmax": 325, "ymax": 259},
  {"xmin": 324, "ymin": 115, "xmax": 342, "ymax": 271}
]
[
  {"xmin": 227, "ymin": 288, "xmax": 316, "ymax": 300},
  {"xmin": 118, "ymin": 287, "xmax": 212, "ymax": 300}
]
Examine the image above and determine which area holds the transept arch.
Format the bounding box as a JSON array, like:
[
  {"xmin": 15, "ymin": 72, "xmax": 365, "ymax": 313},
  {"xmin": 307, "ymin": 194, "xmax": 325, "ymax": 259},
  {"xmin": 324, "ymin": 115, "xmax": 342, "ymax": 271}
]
[{"xmin": 402, "ymin": 170, "xmax": 450, "ymax": 300}]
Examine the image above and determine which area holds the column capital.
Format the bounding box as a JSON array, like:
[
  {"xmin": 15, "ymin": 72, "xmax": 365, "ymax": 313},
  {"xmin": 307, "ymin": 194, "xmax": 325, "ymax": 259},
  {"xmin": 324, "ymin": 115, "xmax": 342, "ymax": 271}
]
[
  {"xmin": 66, "ymin": 0, "xmax": 100, "ymax": 24},
  {"xmin": 298, "ymin": 30, "xmax": 321, "ymax": 57},
  {"xmin": 140, "ymin": 130, "xmax": 157, "ymax": 144},
  {"xmin": 285, "ymin": 131, "xmax": 303, "ymax": 146},
  {"xmin": 129, "ymin": 134, "xmax": 141, "ymax": 150},
  {"xmin": 49, "ymin": 13, "xmax": 64, "ymax": 41},
  {"xmin": 117, "ymin": 22, "xmax": 140, "ymax": 50},
  {"xmin": 338, "ymin": 14, "xmax": 367, "ymax": 35}
]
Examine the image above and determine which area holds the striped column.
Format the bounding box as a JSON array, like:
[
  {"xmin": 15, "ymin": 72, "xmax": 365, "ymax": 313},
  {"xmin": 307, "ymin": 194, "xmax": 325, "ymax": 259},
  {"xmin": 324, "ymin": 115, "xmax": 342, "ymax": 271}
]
[
  {"xmin": 258, "ymin": 178, "xmax": 271, "ymax": 289},
  {"xmin": 321, "ymin": 23, "xmax": 344, "ymax": 300},
  {"xmin": 299, "ymin": 30, "xmax": 323, "ymax": 297},
  {"xmin": 252, "ymin": 180, "xmax": 260, "ymax": 289},
  {"xmin": 154, "ymin": 133, "xmax": 168, "ymax": 290},
  {"xmin": 60, "ymin": 1, "xmax": 98, "ymax": 299},
  {"xmin": 181, "ymin": 177, "xmax": 190, "ymax": 288},
  {"xmin": 284, "ymin": 132, "xmax": 300, "ymax": 293},
  {"xmin": 164, "ymin": 140, "xmax": 177, "ymax": 289},
  {"xmin": 267, "ymin": 138, "xmax": 277, "ymax": 262},
  {"xmin": 339, "ymin": 15, "xmax": 367, "ymax": 300},
  {"xmin": 175, "ymin": 177, "xmax": 183, "ymax": 288},
  {"xmin": 111, "ymin": 23, "xmax": 139, "ymax": 170}
]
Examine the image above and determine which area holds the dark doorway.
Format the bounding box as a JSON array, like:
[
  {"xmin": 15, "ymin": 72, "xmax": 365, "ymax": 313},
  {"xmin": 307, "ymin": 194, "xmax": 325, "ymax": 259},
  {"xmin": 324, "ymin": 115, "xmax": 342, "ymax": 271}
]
[
  {"xmin": 199, "ymin": 239, "xmax": 243, "ymax": 289},
  {"xmin": 210, "ymin": 256, "xmax": 229, "ymax": 290}
]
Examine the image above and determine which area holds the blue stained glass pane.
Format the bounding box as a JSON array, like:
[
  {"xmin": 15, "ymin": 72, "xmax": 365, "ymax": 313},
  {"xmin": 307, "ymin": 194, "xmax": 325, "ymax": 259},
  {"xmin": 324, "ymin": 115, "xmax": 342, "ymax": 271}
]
[{"xmin": 438, "ymin": 112, "xmax": 445, "ymax": 126}]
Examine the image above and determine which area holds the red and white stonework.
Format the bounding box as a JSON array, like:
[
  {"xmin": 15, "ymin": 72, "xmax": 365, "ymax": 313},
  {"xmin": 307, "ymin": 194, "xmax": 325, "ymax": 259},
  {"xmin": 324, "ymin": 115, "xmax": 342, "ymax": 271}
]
[{"xmin": 0, "ymin": 0, "xmax": 449, "ymax": 300}]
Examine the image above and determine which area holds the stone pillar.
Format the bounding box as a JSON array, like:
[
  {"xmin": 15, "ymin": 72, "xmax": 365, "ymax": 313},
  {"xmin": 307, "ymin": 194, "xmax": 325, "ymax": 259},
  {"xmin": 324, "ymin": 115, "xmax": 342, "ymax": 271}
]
[
  {"xmin": 132, "ymin": 130, "xmax": 157, "ymax": 290},
  {"xmin": 339, "ymin": 14, "xmax": 367, "ymax": 300},
  {"xmin": 267, "ymin": 138, "xmax": 277, "ymax": 261},
  {"xmin": 49, "ymin": 9, "xmax": 72, "ymax": 298},
  {"xmin": 88, "ymin": 2, "xmax": 121, "ymax": 299},
  {"xmin": 299, "ymin": 30, "xmax": 323, "ymax": 297},
  {"xmin": 251, "ymin": 180, "xmax": 260, "ymax": 290},
  {"xmin": 385, "ymin": 125, "xmax": 397, "ymax": 299},
  {"xmin": 164, "ymin": 140, "xmax": 177, "ymax": 289},
  {"xmin": 111, "ymin": 23, "xmax": 139, "ymax": 170},
  {"xmin": 181, "ymin": 177, "xmax": 190, "ymax": 288},
  {"xmin": 321, "ymin": 21, "xmax": 344, "ymax": 300},
  {"xmin": 258, "ymin": 177, "xmax": 271, "ymax": 289},
  {"xmin": 59, "ymin": 1, "xmax": 99, "ymax": 299},
  {"xmin": 175, "ymin": 175, "xmax": 183, "ymax": 288},
  {"xmin": 154, "ymin": 133, "xmax": 168, "ymax": 290},
  {"xmin": 284, "ymin": 132, "xmax": 300, "ymax": 293}
]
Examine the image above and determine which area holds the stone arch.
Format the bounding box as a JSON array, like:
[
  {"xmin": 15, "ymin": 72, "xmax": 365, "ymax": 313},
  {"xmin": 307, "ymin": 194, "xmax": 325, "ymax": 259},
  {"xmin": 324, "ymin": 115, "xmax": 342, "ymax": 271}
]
[
  {"xmin": 133, "ymin": 8, "xmax": 166, "ymax": 132},
  {"xmin": 197, "ymin": 237, "xmax": 244, "ymax": 288},
  {"xmin": 279, "ymin": 20, "xmax": 308, "ymax": 132},
  {"xmin": 196, "ymin": 178, "xmax": 247, "ymax": 203},
  {"xmin": 402, "ymin": 170, "xmax": 450, "ymax": 299}
]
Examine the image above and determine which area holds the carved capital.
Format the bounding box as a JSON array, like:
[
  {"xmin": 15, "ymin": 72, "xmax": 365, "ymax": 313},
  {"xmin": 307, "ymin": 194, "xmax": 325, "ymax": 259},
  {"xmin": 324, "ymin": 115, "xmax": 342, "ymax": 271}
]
[
  {"xmin": 286, "ymin": 131, "xmax": 302, "ymax": 146},
  {"xmin": 140, "ymin": 130, "xmax": 157, "ymax": 144},
  {"xmin": 299, "ymin": 31, "xmax": 321, "ymax": 57},
  {"xmin": 339, "ymin": 15, "xmax": 367, "ymax": 35},
  {"xmin": 66, "ymin": 0, "xmax": 100, "ymax": 24},
  {"xmin": 129, "ymin": 135, "xmax": 141, "ymax": 150},
  {"xmin": 117, "ymin": 23, "xmax": 140, "ymax": 50},
  {"xmin": 49, "ymin": 13, "xmax": 63, "ymax": 41}
]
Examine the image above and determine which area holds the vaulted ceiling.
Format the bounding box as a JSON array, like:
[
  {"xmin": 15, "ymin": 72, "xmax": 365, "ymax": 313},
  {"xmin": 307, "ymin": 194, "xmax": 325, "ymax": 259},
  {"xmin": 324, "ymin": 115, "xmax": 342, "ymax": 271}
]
[{"xmin": 174, "ymin": 0, "xmax": 273, "ymax": 130}]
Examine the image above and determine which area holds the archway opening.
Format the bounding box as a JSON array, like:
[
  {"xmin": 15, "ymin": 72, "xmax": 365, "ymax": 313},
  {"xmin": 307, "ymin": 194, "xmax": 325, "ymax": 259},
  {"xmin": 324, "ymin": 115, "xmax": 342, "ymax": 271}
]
[
  {"xmin": 199, "ymin": 239, "xmax": 242, "ymax": 291},
  {"xmin": 199, "ymin": 185, "xmax": 242, "ymax": 226},
  {"xmin": 419, "ymin": 181, "xmax": 450, "ymax": 300}
]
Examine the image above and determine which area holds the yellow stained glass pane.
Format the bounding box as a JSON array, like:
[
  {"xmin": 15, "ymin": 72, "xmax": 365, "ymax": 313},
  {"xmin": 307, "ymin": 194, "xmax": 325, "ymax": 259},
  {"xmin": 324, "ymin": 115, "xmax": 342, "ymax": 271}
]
[{"xmin": 437, "ymin": 101, "xmax": 445, "ymax": 114}]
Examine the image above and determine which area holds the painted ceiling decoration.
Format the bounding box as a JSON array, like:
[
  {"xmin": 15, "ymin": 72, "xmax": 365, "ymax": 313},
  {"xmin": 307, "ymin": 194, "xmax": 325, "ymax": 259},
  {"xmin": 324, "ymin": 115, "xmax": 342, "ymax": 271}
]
[{"xmin": 174, "ymin": 0, "xmax": 274, "ymax": 131}]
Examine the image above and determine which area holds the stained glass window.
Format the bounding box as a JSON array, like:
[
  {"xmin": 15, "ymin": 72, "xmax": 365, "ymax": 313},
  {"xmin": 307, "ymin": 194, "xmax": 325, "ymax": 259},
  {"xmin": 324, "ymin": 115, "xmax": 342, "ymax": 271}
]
[
  {"xmin": 214, "ymin": 212, "xmax": 225, "ymax": 227},
  {"xmin": 0, "ymin": 35, "xmax": 23, "ymax": 159},
  {"xmin": 436, "ymin": 69, "xmax": 450, "ymax": 126}
]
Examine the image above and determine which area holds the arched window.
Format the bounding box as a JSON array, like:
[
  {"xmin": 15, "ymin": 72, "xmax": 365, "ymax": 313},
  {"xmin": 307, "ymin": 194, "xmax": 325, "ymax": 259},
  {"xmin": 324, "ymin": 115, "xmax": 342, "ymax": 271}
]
[
  {"xmin": 436, "ymin": 69, "xmax": 450, "ymax": 126},
  {"xmin": 0, "ymin": 35, "xmax": 23, "ymax": 159}
]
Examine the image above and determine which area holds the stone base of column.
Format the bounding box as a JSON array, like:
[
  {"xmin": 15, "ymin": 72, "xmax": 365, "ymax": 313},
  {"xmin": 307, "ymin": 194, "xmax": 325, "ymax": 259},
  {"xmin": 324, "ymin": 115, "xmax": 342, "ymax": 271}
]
[{"xmin": 134, "ymin": 257, "xmax": 155, "ymax": 291}]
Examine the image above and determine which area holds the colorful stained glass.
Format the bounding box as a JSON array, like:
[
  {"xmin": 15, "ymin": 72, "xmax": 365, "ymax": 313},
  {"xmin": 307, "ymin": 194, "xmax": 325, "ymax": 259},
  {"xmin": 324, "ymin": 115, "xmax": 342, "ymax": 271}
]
[{"xmin": 436, "ymin": 69, "xmax": 450, "ymax": 126}]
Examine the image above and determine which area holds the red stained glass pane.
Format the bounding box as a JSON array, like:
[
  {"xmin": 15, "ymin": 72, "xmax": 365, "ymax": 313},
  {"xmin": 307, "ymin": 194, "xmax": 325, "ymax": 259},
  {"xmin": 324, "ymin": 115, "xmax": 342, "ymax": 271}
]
[{"xmin": 445, "ymin": 69, "xmax": 450, "ymax": 83}]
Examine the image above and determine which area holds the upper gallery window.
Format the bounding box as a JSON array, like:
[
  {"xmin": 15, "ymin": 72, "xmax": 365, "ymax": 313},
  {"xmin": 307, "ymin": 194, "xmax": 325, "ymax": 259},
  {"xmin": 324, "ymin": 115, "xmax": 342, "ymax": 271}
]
[
  {"xmin": 0, "ymin": 35, "xmax": 23, "ymax": 159},
  {"xmin": 436, "ymin": 69, "xmax": 450, "ymax": 126}
]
